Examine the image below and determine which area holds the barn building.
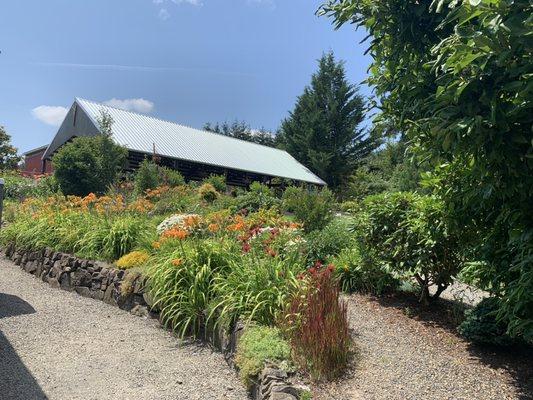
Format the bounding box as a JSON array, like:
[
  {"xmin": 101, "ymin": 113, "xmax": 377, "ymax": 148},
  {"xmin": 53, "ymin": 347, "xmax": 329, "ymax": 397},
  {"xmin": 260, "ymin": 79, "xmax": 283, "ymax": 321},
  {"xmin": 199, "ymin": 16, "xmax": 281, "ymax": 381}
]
[
  {"xmin": 22, "ymin": 145, "xmax": 53, "ymax": 175},
  {"xmin": 37, "ymin": 98, "xmax": 325, "ymax": 187}
]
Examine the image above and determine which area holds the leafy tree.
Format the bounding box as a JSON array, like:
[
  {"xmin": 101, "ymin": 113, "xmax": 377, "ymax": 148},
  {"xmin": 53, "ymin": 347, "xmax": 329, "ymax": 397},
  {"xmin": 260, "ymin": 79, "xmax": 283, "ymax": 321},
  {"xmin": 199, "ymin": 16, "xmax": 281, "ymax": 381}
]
[
  {"xmin": 0, "ymin": 126, "xmax": 21, "ymax": 170},
  {"xmin": 204, "ymin": 120, "xmax": 277, "ymax": 147},
  {"xmin": 53, "ymin": 111, "xmax": 127, "ymax": 196},
  {"xmin": 321, "ymin": 0, "xmax": 533, "ymax": 340},
  {"xmin": 134, "ymin": 158, "xmax": 185, "ymax": 195},
  {"xmin": 280, "ymin": 52, "xmax": 375, "ymax": 189}
]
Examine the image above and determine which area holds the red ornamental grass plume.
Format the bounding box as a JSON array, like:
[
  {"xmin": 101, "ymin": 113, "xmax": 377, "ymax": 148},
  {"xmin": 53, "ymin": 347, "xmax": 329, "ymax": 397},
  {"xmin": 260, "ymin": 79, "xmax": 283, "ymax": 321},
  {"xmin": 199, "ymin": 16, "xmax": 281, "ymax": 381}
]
[{"xmin": 284, "ymin": 264, "xmax": 350, "ymax": 381}]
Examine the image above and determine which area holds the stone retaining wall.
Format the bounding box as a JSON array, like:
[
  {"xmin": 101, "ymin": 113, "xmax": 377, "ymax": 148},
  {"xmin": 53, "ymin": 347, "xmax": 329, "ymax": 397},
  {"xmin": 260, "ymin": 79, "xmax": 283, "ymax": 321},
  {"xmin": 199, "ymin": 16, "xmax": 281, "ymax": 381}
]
[{"xmin": 3, "ymin": 244, "xmax": 304, "ymax": 400}]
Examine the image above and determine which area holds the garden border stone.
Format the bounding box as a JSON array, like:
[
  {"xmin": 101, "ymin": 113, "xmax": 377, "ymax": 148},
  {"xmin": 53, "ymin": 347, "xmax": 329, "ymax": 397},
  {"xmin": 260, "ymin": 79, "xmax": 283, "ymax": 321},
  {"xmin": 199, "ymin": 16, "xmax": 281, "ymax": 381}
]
[{"xmin": 2, "ymin": 243, "xmax": 304, "ymax": 400}]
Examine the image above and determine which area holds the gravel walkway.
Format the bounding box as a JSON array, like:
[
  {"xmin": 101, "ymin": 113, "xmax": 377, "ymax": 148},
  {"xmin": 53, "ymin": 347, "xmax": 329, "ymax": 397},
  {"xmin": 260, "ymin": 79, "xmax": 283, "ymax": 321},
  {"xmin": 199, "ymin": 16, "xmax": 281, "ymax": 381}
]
[
  {"xmin": 0, "ymin": 258, "xmax": 248, "ymax": 400},
  {"xmin": 313, "ymin": 293, "xmax": 533, "ymax": 400}
]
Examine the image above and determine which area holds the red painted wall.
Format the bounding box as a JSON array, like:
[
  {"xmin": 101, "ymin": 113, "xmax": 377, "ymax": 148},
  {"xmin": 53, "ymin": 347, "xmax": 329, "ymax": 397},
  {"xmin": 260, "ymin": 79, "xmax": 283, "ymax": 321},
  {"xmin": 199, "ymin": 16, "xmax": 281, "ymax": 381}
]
[{"xmin": 23, "ymin": 149, "xmax": 53, "ymax": 175}]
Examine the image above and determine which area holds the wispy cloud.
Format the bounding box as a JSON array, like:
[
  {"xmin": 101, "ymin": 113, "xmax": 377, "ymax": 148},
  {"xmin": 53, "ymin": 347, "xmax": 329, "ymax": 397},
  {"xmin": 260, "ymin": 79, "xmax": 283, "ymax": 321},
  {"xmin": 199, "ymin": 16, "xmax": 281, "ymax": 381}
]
[
  {"xmin": 31, "ymin": 105, "xmax": 68, "ymax": 127},
  {"xmin": 104, "ymin": 98, "xmax": 154, "ymax": 114},
  {"xmin": 33, "ymin": 62, "xmax": 255, "ymax": 77},
  {"xmin": 158, "ymin": 8, "xmax": 171, "ymax": 20}
]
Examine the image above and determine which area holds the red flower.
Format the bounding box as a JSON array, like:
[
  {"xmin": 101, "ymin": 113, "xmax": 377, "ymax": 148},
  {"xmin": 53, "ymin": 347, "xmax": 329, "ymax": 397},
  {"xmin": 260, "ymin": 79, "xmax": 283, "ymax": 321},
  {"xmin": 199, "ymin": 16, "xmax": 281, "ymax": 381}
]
[
  {"xmin": 242, "ymin": 243, "xmax": 251, "ymax": 253},
  {"xmin": 266, "ymin": 248, "xmax": 277, "ymax": 258}
]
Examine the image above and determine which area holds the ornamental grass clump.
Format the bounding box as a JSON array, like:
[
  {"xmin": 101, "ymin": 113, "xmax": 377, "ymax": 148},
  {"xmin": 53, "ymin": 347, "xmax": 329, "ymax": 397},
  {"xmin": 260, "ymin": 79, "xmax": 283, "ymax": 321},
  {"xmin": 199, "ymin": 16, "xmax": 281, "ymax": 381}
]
[{"xmin": 283, "ymin": 263, "xmax": 351, "ymax": 381}]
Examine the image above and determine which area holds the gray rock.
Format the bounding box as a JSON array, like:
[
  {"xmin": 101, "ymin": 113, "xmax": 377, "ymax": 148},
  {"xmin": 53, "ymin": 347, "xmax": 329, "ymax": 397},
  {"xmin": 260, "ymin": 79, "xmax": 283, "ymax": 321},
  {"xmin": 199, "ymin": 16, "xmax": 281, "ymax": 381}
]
[
  {"xmin": 49, "ymin": 278, "xmax": 60, "ymax": 289},
  {"xmin": 60, "ymin": 273, "xmax": 71, "ymax": 291},
  {"xmin": 270, "ymin": 393, "xmax": 297, "ymax": 400},
  {"xmin": 74, "ymin": 286, "xmax": 92, "ymax": 298},
  {"xmin": 70, "ymin": 269, "xmax": 92, "ymax": 287},
  {"xmin": 130, "ymin": 305, "xmax": 149, "ymax": 317}
]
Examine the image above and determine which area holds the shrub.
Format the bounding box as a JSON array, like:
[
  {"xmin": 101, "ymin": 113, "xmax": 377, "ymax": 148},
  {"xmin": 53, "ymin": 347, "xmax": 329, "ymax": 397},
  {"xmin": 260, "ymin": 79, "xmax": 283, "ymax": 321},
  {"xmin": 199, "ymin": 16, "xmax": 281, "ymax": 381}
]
[
  {"xmin": 233, "ymin": 182, "xmax": 279, "ymax": 212},
  {"xmin": 1, "ymin": 172, "xmax": 60, "ymax": 200},
  {"xmin": 135, "ymin": 159, "xmax": 160, "ymax": 195},
  {"xmin": 116, "ymin": 250, "xmax": 150, "ymax": 270},
  {"xmin": 458, "ymin": 298, "xmax": 515, "ymax": 346},
  {"xmin": 235, "ymin": 326, "xmax": 291, "ymax": 388},
  {"xmin": 203, "ymin": 174, "xmax": 227, "ymax": 193},
  {"xmin": 282, "ymin": 186, "xmax": 335, "ymax": 233},
  {"xmin": 333, "ymin": 247, "xmax": 399, "ymax": 295},
  {"xmin": 159, "ymin": 167, "xmax": 185, "ymax": 187},
  {"xmin": 306, "ymin": 218, "xmax": 354, "ymax": 261},
  {"xmin": 53, "ymin": 134, "xmax": 127, "ymax": 196},
  {"xmin": 283, "ymin": 264, "xmax": 350, "ymax": 381},
  {"xmin": 198, "ymin": 183, "xmax": 219, "ymax": 203},
  {"xmin": 355, "ymin": 192, "xmax": 464, "ymax": 304}
]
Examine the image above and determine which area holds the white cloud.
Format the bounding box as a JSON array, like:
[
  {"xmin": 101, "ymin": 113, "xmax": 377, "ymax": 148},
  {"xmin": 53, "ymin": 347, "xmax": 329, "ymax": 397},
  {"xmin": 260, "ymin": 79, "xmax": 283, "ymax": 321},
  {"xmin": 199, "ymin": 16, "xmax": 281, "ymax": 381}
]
[
  {"xmin": 171, "ymin": 0, "xmax": 203, "ymax": 5},
  {"xmin": 103, "ymin": 98, "xmax": 155, "ymax": 114},
  {"xmin": 158, "ymin": 8, "xmax": 171, "ymax": 20},
  {"xmin": 32, "ymin": 105, "xmax": 68, "ymax": 126}
]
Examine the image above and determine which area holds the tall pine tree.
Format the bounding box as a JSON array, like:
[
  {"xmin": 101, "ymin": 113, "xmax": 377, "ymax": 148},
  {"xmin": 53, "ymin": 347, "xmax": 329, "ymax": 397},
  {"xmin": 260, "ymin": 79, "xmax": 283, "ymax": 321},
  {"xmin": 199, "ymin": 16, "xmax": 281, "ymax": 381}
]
[{"xmin": 280, "ymin": 52, "xmax": 374, "ymax": 188}]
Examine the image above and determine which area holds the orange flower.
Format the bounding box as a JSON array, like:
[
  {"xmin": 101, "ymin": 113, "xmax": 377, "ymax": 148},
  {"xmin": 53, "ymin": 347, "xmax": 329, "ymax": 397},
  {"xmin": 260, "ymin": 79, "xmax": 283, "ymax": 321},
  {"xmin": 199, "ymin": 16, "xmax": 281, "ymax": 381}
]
[
  {"xmin": 152, "ymin": 241, "xmax": 161, "ymax": 249},
  {"xmin": 162, "ymin": 228, "xmax": 189, "ymax": 240},
  {"xmin": 171, "ymin": 258, "xmax": 183, "ymax": 266},
  {"xmin": 208, "ymin": 223, "xmax": 220, "ymax": 233}
]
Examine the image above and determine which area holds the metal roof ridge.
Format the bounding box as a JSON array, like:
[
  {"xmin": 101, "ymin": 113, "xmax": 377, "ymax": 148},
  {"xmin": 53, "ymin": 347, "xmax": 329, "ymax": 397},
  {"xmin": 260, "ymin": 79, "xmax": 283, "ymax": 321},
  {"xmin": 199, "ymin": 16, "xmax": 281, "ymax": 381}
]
[{"xmin": 75, "ymin": 97, "xmax": 287, "ymax": 155}]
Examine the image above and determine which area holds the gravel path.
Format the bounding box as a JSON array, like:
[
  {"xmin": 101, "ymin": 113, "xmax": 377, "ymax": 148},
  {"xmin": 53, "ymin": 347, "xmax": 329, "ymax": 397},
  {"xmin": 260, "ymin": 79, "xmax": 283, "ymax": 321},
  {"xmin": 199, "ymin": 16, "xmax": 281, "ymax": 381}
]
[
  {"xmin": 313, "ymin": 293, "xmax": 533, "ymax": 400},
  {"xmin": 0, "ymin": 258, "xmax": 248, "ymax": 400}
]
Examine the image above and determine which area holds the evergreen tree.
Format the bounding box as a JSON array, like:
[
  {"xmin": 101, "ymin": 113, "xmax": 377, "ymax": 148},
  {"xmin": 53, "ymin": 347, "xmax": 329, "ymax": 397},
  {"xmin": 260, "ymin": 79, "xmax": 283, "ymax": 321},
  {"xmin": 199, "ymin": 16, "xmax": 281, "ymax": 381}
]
[
  {"xmin": 280, "ymin": 52, "xmax": 374, "ymax": 188},
  {"xmin": 0, "ymin": 126, "xmax": 21, "ymax": 170},
  {"xmin": 203, "ymin": 120, "xmax": 277, "ymax": 148}
]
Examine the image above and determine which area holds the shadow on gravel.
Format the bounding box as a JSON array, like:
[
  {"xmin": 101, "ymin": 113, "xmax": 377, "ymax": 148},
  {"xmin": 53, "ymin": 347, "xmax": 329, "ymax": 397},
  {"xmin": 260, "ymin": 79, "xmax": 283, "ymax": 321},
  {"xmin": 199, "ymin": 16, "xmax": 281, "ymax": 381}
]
[
  {"xmin": 0, "ymin": 293, "xmax": 36, "ymax": 318},
  {"xmin": 373, "ymin": 292, "xmax": 533, "ymax": 400},
  {"xmin": 0, "ymin": 293, "xmax": 48, "ymax": 399}
]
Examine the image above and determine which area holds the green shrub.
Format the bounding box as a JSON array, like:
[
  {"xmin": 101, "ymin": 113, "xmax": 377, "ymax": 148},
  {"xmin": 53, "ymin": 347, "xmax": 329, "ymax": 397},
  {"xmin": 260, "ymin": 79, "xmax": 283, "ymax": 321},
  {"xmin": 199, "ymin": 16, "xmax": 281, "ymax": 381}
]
[
  {"xmin": 53, "ymin": 132, "xmax": 127, "ymax": 196},
  {"xmin": 355, "ymin": 192, "xmax": 463, "ymax": 304},
  {"xmin": 235, "ymin": 326, "xmax": 291, "ymax": 388},
  {"xmin": 458, "ymin": 298, "xmax": 515, "ymax": 346},
  {"xmin": 306, "ymin": 218, "xmax": 354, "ymax": 261},
  {"xmin": 282, "ymin": 186, "xmax": 335, "ymax": 233},
  {"xmin": 233, "ymin": 182, "xmax": 279, "ymax": 212},
  {"xmin": 198, "ymin": 183, "xmax": 219, "ymax": 203},
  {"xmin": 203, "ymin": 174, "xmax": 227, "ymax": 193},
  {"xmin": 135, "ymin": 159, "xmax": 160, "ymax": 195},
  {"xmin": 159, "ymin": 167, "xmax": 185, "ymax": 187},
  {"xmin": 333, "ymin": 247, "xmax": 399, "ymax": 295}
]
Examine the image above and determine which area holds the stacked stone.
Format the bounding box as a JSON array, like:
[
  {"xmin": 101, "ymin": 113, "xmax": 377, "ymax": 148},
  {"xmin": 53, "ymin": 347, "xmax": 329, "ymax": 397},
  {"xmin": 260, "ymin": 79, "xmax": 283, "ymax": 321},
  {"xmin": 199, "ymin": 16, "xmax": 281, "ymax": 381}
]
[{"xmin": 5, "ymin": 244, "xmax": 149, "ymax": 317}]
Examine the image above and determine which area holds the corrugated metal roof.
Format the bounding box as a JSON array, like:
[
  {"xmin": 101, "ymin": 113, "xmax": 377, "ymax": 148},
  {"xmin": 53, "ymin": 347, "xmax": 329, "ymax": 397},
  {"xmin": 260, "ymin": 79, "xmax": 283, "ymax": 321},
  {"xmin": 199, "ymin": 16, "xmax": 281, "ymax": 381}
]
[{"xmin": 75, "ymin": 98, "xmax": 326, "ymax": 185}]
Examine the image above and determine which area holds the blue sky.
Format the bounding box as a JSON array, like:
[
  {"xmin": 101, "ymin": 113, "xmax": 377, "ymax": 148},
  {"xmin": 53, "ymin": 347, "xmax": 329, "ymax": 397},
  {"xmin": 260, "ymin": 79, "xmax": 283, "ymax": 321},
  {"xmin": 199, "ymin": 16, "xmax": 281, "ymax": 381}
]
[{"xmin": 0, "ymin": 0, "xmax": 371, "ymax": 153}]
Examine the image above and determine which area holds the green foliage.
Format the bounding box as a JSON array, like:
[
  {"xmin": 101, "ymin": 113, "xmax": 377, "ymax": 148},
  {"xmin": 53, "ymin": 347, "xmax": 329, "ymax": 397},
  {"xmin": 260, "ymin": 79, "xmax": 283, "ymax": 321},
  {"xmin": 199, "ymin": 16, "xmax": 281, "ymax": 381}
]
[
  {"xmin": 1, "ymin": 172, "xmax": 60, "ymax": 200},
  {"xmin": 159, "ymin": 167, "xmax": 185, "ymax": 187},
  {"xmin": 0, "ymin": 126, "xmax": 21, "ymax": 170},
  {"xmin": 355, "ymin": 192, "xmax": 463, "ymax": 304},
  {"xmin": 234, "ymin": 182, "xmax": 279, "ymax": 212},
  {"xmin": 198, "ymin": 183, "xmax": 219, "ymax": 203},
  {"xmin": 458, "ymin": 298, "xmax": 515, "ymax": 346},
  {"xmin": 203, "ymin": 174, "xmax": 227, "ymax": 193},
  {"xmin": 53, "ymin": 135, "xmax": 127, "ymax": 196},
  {"xmin": 282, "ymin": 186, "xmax": 335, "ymax": 233},
  {"xmin": 321, "ymin": 0, "xmax": 533, "ymax": 340},
  {"xmin": 306, "ymin": 218, "xmax": 354, "ymax": 261},
  {"xmin": 135, "ymin": 160, "xmax": 186, "ymax": 195},
  {"xmin": 147, "ymin": 239, "xmax": 239, "ymax": 338},
  {"xmin": 212, "ymin": 256, "xmax": 301, "ymax": 327},
  {"xmin": 235, "ymin": 326, "xmax": 291, "ymax": 388},
  {"xmin": 135, "ymin": 159, "xmax": 160, "ymax": 194},
  {"xmin": 279, "ymin": 51, "xmax": 375, "ymax": 188},
  {"xmin": 333, "ymin": 247, "xmax": 399, "ymax": 295}
]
